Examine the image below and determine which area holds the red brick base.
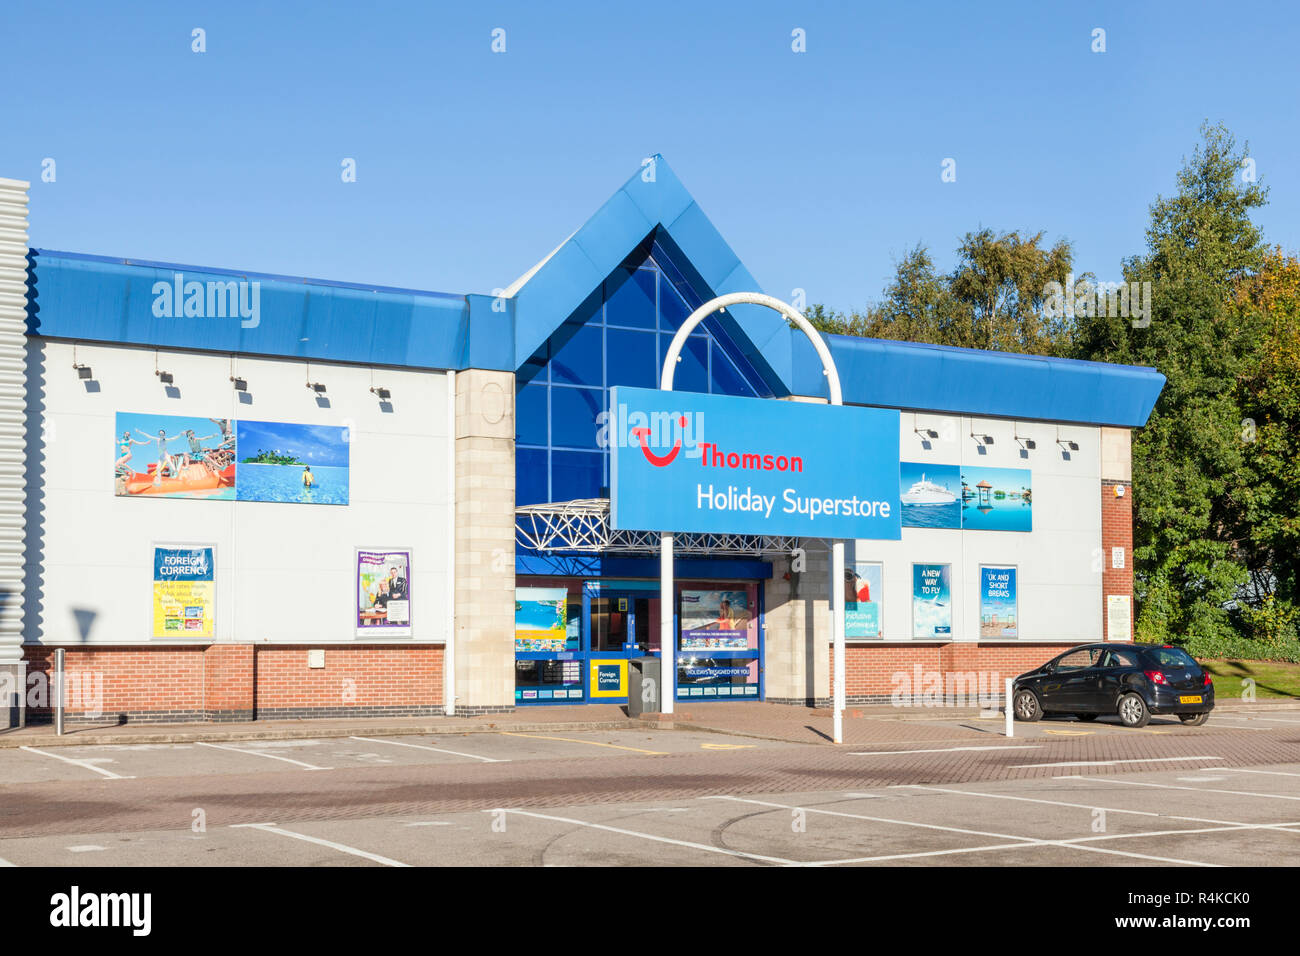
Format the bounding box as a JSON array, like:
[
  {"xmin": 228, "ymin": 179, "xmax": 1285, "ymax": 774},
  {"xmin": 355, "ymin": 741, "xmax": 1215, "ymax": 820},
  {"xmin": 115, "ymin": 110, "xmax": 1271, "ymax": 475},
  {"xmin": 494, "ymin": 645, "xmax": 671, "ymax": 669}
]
[{"xmin": 21, "ymin": 644, "xmax": 444, "ymax": 723}]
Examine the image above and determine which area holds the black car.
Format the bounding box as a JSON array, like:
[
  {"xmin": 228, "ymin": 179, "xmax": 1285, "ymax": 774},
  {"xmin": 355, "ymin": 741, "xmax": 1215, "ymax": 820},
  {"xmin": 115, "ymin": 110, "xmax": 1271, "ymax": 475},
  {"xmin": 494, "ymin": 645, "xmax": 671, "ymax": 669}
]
[{"xmin": 1012, "ymin": 643, "xmax": 1214, "ymax": 728}]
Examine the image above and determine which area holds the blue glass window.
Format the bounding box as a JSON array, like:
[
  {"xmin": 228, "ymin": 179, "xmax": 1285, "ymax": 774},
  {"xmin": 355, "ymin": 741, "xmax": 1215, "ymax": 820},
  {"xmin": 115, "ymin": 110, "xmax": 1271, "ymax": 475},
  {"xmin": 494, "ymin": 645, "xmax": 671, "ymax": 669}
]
[
  {"xmin": 605, "ymin": 267, "xmax": 656, "ymax": 329},
  {"xmin": 516, "ymin": 379, "xmax": 549, "ymax": 445},
  {"xmin": 665, "ymin": 335, "xmax": 709, "ymax": 393},
  {"xmin": 550, "ymin": 324, "xmax": 603, "ymax": 387},
  {"xmin": 606, "ymin": 328, "xmax": 658, "ymax": 388},
  {"xmin": 550, "ymin": 387, "xmax": 603, "ymax": 450},
  {"xmin": 552, "ymin": 450, "xmax": 604, "ymax": 501},
  {"xmin": 517, "ymin": 447, "xmax": 549, "ymax": 506}
]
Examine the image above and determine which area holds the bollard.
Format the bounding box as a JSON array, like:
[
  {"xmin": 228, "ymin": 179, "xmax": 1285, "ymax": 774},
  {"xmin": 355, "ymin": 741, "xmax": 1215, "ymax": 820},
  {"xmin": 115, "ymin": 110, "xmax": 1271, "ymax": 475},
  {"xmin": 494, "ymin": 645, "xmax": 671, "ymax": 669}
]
[
  {"xmin": 55, "ymin": 648, "xmax": 65, "ymax": 736},
  {"xmin": 1004, "ymin": 677, "xmax": 1013, "ymax": 738}
]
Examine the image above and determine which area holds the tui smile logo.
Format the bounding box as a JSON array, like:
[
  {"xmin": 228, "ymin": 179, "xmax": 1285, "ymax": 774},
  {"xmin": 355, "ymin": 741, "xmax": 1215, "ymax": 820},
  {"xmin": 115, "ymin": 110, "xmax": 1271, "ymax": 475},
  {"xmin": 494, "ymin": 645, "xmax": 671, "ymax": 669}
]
[{"xmin": 632, "ymin": 415, "xmax": 687, "ymax": 467}]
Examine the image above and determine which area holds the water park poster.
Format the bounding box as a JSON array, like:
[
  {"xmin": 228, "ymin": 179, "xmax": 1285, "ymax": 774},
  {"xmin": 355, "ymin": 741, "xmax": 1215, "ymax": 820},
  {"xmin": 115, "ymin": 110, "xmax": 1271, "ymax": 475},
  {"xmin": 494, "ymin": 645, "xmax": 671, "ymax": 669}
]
[
  {"xmin": 356, "ymin": 549, "xmax": 411, "ymax": 636},
  {"xmin": 979, "ymin": 565, "xmax": 1018, "ymax": 638},
  {"xmin": 960, "ymin": 466, "xmax": 1032, "ymax": 532},
  {"xmin": 680, "ymin": 590, "xmax": 751, "ymax": 650},
  {"xmin": 236, "ymin": 420, "xmax": 350, "ymax": 505},
  {"xmin": 515, "ymin": 587, "xmax": 568, "ymax": 652},
  {"xmin": 152, "ymin": 545, "xmax": 215, "ymax": 638},
  {"xmin": 116, "ymin": 413, "xmax": 236, "ymax": 500},
  {"xmin": 899, "ymin": 462, "xmax": 961, "ymax": 530},
  {"xmin": 912, "ymin": 563, "xmax": 952, "ymax": 638},
  {"xmin": 846, "ymin": 562, "xmax": 883, "ymax": 639}
]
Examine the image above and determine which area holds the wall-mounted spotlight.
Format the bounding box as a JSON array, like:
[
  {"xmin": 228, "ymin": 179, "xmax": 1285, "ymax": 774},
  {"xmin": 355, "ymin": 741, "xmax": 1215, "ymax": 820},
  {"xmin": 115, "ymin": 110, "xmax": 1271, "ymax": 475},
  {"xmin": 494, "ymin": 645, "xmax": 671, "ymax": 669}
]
[
  {"xmin": 970, "ymin": 429, "xmax": 994, "ymax": 445},
  {"xmin": 1013, "ymin": 425, "xmax": 1036, "ymax": 450},
  {"xmin": 156, "ymin": 370, "xmax": 174, "ymax": 384},
  {"xmin": 915, "ymin": 426, "xmax": 938, "ymax": 439},
  {"xmin": 73, "ymin": 363, "xmax": 93, "ymax": 380},
  {"xmin": 369, "ymin": 386, "xmax": 391, "ymax": 400},
  {"xmin": 306, "ymin": 382, "xmax": 327, "ymax": 394},
  {"xmin": 1057, "ymin": 438, "xmax": 1079, "ymax": 452},
  {"xmin": 230, "ymin": 376, "xmax": 248, "ymax": 392}
]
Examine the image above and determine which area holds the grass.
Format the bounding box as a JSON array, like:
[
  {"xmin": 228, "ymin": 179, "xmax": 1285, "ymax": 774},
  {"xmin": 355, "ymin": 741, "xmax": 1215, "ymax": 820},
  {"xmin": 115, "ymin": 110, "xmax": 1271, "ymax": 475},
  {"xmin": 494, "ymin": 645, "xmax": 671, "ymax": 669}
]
[{"xmin": 1201, "ymin": 659, "xmax": 1300, "ymax": 700}]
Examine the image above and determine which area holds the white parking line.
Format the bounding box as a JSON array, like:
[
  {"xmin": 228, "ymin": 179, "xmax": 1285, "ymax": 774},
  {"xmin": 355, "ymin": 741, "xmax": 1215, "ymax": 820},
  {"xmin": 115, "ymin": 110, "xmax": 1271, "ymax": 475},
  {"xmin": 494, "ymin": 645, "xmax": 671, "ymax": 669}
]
[
  {"xmin": 197, "ymin": 741, "xmax": 331, "ymax": 770},
  {"xmin": 66, "ymin": 845, "xmax": 105, "ymax": 853},
  {"xmin": 1220, "ymin": 768, "xmax": 1300, "ymax": 779},
  {"xmin": 709, "ymin": 796, "xmax": 1219, "ymax": 867},
  {"xmin": 1075, "ymin": 775, "xmax": 1300, "ymax": 803},
  {"xmin": 492, "ymin": 808, "xmax": 800, "ymax": 866},
  {"xmin": 1009, "ymin": 756, "xmax": 1223, "ymax": 769},
  {"xmin": 230, "ymin": 823, "xmax": 409, "ymax": 866},
  {"xmin": 0, "ymin": 856, "xmax": 15, "ymax": 867},
  {"xmin": 348, "ymin": 736, "xmax": 507, "ymax": 763},
  {"xmin": 848, "ymin": 745, "xmax": 1041, "ymax": 756},
  {"xmin": 19, "ymin": 746, "xmax": 134, "ymax": 780}
]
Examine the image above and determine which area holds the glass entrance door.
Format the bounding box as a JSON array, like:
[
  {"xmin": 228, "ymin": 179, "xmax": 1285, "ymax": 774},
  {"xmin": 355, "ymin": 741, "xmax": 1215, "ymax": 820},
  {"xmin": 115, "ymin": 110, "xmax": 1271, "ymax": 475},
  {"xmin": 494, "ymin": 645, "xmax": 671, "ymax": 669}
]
[{"xmin": 584, "ymin": 584, "xmax": 661, "ymax": 704}]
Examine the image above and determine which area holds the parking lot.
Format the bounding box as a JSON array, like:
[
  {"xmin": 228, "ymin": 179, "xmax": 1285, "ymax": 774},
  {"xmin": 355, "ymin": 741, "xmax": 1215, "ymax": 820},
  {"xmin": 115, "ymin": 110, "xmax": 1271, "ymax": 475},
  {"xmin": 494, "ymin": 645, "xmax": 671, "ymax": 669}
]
[{"xmin": 1, "ymin": 712, "xmax": 1299, "ymax": 867}]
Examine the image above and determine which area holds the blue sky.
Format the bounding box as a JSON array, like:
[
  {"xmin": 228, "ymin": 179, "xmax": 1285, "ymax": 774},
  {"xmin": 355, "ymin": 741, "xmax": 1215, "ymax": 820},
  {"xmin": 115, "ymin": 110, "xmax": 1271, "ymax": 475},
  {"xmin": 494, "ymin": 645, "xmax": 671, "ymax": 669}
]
[
  {"xmin": 236, "ymin": 421, "xmax": 348, "ymax": 466},
  {"xmin": 5, "ymin": 1, "xmax": 1296, "ymax": 312}
]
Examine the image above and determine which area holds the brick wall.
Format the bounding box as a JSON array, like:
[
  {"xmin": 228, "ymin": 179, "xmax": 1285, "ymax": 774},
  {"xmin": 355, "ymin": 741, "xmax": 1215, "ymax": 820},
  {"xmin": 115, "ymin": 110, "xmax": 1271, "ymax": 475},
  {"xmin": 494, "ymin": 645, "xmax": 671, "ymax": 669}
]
[
  {"xmin": 1101, "ymin": 479, "xmax": 1134, "ymax": 636},
  {"xmin": 833, "ymin": 642, "xmax": 1079, "ymax": 704},
  {"xmin": 22, "ymin": 644, "xmax": 444, "ymax": 723}
]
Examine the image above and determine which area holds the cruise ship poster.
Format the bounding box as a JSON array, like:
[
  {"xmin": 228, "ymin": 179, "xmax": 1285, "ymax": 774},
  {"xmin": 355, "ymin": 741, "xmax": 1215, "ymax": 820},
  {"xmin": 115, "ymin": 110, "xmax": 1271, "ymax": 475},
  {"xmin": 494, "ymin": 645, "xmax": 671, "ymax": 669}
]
[
  {"xmin": 959, "ymin": 466, "xmax": 1032, "ymax": 532},
  {"xmin": 899, "ymin": 462, "xmax": 961, "ymax": 529}
]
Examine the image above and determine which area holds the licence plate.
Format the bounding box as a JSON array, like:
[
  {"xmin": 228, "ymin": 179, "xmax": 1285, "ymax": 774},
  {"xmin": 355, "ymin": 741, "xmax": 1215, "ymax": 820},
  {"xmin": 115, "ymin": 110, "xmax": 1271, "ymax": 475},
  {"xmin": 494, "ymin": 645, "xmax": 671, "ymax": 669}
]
[{"xmin": 1179, "ymin": 695, "xmax": 1203, "ymax": 704}]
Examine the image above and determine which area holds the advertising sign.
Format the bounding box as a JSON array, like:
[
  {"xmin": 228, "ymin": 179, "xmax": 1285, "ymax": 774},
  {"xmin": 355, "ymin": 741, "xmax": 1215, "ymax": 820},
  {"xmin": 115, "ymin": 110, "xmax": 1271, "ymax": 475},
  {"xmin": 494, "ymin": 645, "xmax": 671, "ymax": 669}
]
[
  {"xmin": 1107, "ymin": 594, "xmax": 1132, "ymax": 642},
  {"xmin": 152, "ymin": 545, "xmax": 215, "ymax": 638},
  {"xmin": 899, "ymin": 462, "xmax": 1032, "ymax": 531},
  {"xmin": 912, "ymin": 563, "xmax": 952, "ymax": 638},
  {"xmin": 677, "ymin": 657, "xmax": 760, "ymax": 697},
  {"xmin": 680, "ymin": 589, "xmax": 751, "ymax": 650},
  {"xmin": 115, "ymin": 412, "xmax": 349, "ymax": 505},
  {"xmin": 588, "ymin": 659, "xmax": 628, "ymax": 699},
  {"xmin": 356, "ymin": 549, "xmax": 411, "ymax": 636},
  {"xmin": 979, "ymin": 566, "xmax": 1018, "ymax": 638},
  {"xmin": 609, "ymin": 387, "xmax": 901, "ymax": 539},
  {"xmin": 515, "ymin": 588, "xmax": 568, "ymax": 652},
  {"xmin": 846, "ymin": 562, "xmax": 883, "ymax": 638}
]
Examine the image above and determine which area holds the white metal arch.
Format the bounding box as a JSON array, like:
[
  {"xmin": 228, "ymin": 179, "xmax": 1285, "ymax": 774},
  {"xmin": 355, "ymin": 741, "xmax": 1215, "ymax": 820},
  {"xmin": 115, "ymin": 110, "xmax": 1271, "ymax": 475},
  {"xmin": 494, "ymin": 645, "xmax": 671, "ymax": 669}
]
[{"xmin": 657, "ymin": 292, "xmax": 848, "ymax": 743}]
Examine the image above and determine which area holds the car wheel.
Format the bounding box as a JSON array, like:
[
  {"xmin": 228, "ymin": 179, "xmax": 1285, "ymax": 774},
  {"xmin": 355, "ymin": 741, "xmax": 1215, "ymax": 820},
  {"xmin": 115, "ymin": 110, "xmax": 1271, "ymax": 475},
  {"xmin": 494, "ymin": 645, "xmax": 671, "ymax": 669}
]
[
  {"xmin": 1179, "ymin": 712, "xmax": 1209, "ymax": 727},
  {"xmin": 1074, "ymin": 714, "xmax": 1098, "ymax": 722},
  {"xmin": 1013, "ymin": 689, "xmax": 1041, "ymax": 722},
  {"xmin": 1118, "ymin": 693, "xmax": 1150, "ymax": 728}
]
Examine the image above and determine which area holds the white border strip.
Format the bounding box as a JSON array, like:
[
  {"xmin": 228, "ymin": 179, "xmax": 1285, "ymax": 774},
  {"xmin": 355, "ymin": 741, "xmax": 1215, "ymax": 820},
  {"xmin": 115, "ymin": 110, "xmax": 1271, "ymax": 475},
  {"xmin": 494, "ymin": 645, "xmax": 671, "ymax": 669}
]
[{"xmin": 19, "ymin": 746, "xmax": 134, "ymax": 779}]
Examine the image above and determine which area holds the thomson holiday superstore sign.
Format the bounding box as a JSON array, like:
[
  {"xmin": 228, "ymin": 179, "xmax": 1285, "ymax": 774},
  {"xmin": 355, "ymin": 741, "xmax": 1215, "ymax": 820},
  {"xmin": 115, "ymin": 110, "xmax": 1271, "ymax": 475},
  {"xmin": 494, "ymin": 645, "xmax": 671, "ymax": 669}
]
[{"xmin": 609, "ymin": 386, "xmax": 901, "ymax": 539}]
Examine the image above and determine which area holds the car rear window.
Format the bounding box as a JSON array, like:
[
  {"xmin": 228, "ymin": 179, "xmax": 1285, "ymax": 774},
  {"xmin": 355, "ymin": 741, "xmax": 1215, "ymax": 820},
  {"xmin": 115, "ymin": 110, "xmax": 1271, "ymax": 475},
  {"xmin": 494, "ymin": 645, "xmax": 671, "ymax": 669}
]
[
  {"xmin": 1149, "ymin": 646, "xmax": 1199, "ymax": 669},
  {"xmin": 1104, "ymin": 649, "xmax": 1139, "ymax": 668}
]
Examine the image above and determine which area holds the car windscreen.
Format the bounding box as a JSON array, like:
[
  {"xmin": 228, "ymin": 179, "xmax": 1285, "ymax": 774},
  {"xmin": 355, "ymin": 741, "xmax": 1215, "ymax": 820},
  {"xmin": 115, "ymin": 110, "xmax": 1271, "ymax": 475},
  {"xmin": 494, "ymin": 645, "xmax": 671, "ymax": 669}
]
[{"xmin": 1149, "ymin": 646, "xmax": 1199, "ymax": 669}]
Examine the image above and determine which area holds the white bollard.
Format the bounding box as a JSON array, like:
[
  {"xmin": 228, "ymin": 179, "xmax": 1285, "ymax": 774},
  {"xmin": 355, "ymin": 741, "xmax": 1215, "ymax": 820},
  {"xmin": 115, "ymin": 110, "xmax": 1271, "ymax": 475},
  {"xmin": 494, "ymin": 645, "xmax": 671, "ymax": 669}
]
[{"xmin": 1004, "ymin": 677, "xmax": 1014, "ymax": 738}]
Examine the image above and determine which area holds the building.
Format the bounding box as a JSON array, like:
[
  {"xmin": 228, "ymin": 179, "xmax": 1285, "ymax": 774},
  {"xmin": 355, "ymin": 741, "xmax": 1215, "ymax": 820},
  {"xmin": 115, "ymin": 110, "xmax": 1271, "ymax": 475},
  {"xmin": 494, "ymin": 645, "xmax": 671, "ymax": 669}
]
[{"xmin": 0, "ymin": 158, "xmax": 1163, "ymax": 726}]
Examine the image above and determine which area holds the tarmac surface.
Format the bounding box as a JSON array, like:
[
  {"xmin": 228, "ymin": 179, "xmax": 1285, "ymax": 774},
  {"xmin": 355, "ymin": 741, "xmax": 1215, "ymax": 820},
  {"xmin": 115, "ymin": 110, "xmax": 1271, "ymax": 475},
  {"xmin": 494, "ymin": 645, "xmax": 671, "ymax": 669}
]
[{"xmin": 2, "ymin": 704, "xmax": 1299, "ymax": 866}]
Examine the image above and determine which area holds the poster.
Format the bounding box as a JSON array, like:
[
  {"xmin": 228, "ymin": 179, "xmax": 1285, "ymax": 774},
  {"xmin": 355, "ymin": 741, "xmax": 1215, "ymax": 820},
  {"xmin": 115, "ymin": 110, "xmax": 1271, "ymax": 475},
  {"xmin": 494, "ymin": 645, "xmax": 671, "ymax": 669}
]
[
  {"xmin": 846, "ymin": 562, "xmax": 883, "ymax": 638},
  {"xmin": 152, "ymin": 545, "xmax": 215, "ymax": 638},
  {"xmin": 236, "ymin": 420, "xmax": 350, "ymax": 505},
  {"xmin": 1107, "ymin": 594, "xmax": 1132, "ymax": 642},
  {"xmin": 356, "ymin": 549, "xmax": 411, "ymax": 636},
  {"xmin": 912, "ymin": 563, "xmax": 952, "ymax": 638},
  {"xmin": 959, "ymin": 466, "xmax": 1032, "ymax": 532},
  {"xmin": 115, "ymin": 413, "xmax": 349, "ymax": 505},
  {"xmin": 515, "ymin": 587, "xmax": 568, "ymax": 652},
  {"xmin": 979, "ymin": 566, "xmax": 1018, "ymax": 638},
  {"xmin": 680, "ymin": 590, "xmax": 751, "ymax": 650},
  {"xmin": 899, "ymin": 462, "xmax": 961, "ymax": 529},
  {"xmin": 116, "ymin": 413, "xmax": 236, "ymax": 500}
]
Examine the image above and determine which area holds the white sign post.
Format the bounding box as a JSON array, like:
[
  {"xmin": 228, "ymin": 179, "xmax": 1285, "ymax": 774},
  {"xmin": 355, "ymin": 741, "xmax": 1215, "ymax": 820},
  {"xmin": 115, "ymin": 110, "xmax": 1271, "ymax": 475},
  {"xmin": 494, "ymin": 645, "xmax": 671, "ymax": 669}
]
[{"xmin": 657, "ymin": 293, "xmax": 847, "ymax": 742}]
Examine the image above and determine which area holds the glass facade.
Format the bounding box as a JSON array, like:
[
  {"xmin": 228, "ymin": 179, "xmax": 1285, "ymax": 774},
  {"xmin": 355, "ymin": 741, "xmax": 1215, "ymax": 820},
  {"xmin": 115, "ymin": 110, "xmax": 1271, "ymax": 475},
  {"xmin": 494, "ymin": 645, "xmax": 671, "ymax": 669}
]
[{"xmin": 515, "ymin": 249, "xmax": 771, "ymax": 506}]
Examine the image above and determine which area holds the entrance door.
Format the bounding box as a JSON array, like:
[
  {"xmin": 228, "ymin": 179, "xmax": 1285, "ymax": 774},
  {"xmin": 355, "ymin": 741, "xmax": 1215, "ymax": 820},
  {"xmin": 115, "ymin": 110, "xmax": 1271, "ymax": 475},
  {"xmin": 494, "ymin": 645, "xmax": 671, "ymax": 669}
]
[{"xmin": 584, "ymin": 585, "xmax": 661, "ymax": 704}]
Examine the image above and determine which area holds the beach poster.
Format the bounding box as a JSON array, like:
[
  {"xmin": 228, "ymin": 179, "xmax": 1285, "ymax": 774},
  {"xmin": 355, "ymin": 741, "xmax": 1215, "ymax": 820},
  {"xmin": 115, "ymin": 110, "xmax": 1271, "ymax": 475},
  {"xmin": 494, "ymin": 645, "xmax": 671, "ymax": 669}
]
[
  {"xmin": 960, "ymin": 466, "xmax": 1032, "ymax": 532},
  {"xmin": 515, "ymin": 587, "xmax": 568, "ymax": 652},
  {"xmin": 236, "ymin": 420, "xmax": 350, "ymax": 505},
  {"xmin": 357, "ymin": 549, "xmax": 411, "ymax": 636},
  {"xmin": 846, "ymin": 562, "xmax": 883, "ymax": 638},
  {"xmin": 979, "ymin": 566, "xmax": 1018, "ymax": 638},
  {"xmin": 899, "ymin": 462, "xmax": 961, "ymax": 529},
  {"xmin": 680, "ymin": 590, "xmax": 751, "ymax": 650},
  {"xmin": 152, "ymin": 545, "xmax": 215, "ymax": 638},
  {"xmin": 912, "ymin": 563, "xmax": 952, "ymax": 638},
  {"xmin": 116, "ymin": 413, "xmax": 236, "ymax": 500}
]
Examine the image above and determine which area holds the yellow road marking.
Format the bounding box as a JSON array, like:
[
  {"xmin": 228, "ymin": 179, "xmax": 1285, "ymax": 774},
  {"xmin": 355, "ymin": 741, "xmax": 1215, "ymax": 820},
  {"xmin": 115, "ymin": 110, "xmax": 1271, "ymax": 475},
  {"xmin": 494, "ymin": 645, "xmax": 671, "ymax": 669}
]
[
  {"xmin": 1043, "ymin": 729, "xmax": 1093, "ymax": 736},
  {"xmin": 700, "ymin": 743, "xmax": 756, "ymax": 750},
  {"xmin": 499, "ymin": 732, "xmax": 668, "ymax": 755}
]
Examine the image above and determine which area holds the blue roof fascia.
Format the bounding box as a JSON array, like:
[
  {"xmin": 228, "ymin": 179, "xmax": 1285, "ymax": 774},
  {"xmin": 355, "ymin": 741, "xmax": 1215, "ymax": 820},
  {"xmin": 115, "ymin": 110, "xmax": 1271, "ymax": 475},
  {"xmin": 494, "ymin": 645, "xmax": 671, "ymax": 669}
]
[
  {"xmin": 789, "ymin": 333, "xmax": 1166, "ymax": 428},
  {"xmin": 509, "ymin": 156, "xmax": 793, "ymax": 395},
  {"xmin": 464, "ymin": 293, "xmax": 515, "ymax": 371},
  {"xmin": 26, "ymin": 249, "xmax": 470, "ymax": 371}
]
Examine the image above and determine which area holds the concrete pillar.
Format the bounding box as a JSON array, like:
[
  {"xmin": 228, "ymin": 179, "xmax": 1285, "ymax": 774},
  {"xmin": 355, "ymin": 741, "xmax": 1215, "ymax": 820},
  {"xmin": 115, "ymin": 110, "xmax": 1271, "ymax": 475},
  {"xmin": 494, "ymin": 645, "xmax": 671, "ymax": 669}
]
[
  {"xmin": 453, "ymin": 368, "xmax": 516, "ymax": 713},
  {"xmin": 762, "ymin": 539, "xmax": 831, "ymax": 706},
  {"xmin": 0, "ymin": 178, "xmax": 29, "ymax": 728}
]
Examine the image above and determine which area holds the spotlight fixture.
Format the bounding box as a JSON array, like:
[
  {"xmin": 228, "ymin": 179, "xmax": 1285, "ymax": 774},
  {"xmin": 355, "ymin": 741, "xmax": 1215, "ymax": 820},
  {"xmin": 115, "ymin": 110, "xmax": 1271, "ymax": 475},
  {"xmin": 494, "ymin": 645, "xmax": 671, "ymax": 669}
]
[
  {"xmin": 306, "ymin": 382, "xmax": 327, "ymax": 394},
  {"xmin": 230, "ymin": 376, "xmax": 247, "ymax": 392},
  {"xmin": 1013, "ymin": 425, "xmax": 1036, "ymax": 450},
  {"xmin": 73, "ymin": 363, "xmax": 93, "ymax": 380},
  {"xmin": 156, "ymin": 370, "xmax": 174, "ymax": 384},
  {"xmin": 970, "ymin": 429, "xmax": 994, "ymax": 445},
  {"xmin": 1056, "ymin": 438, "xmax": 1079, "ymax": 452},
  {"xmin": 369, "ymin": 386, "xmax": 391, "ymax": 400}
]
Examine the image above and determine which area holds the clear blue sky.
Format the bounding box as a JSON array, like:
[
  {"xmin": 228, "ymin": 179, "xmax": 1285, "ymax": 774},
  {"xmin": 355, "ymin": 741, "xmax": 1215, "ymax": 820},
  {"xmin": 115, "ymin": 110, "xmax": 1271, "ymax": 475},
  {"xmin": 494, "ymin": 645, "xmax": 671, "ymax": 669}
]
[{"xmin": 3, "ymin": 1, "xmax": 1297, "ymax": 312}]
